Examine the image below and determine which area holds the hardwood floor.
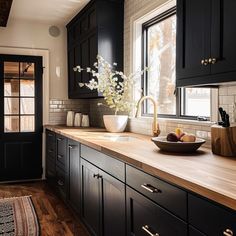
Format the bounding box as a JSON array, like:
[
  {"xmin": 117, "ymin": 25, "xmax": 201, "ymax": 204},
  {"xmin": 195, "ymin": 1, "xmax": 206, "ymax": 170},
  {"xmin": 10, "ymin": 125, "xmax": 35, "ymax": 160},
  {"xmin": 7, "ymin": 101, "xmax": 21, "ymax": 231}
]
[{"xmin": 0, "ymin": 181, "xmax": 89, "ymax": 236}]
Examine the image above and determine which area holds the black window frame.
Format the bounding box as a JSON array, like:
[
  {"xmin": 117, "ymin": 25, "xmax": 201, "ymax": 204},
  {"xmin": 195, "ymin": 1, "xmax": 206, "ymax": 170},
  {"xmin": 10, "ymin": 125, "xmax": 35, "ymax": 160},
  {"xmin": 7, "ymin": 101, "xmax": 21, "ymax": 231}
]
[{"xmin": 141, "ymin": 7, "xmax": 210, "ymax": 121}]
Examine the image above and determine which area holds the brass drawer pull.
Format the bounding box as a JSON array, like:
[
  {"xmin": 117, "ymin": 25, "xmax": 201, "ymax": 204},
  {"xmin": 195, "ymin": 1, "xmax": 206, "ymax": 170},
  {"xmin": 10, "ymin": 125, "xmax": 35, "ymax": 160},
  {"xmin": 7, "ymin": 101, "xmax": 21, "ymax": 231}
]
[
  {"xmin": 141, "ymin": 184, "xmax": 161, "ymax": 193},
  {"xmin": 223, "ymin": 229, "xmax": 234, "ymax": 236},
  {"xmin": 58, "ymin": 155, "xmax": 63, "ymax": 159},
  {"xmin": 142, "ymin": 225, "xmax": 159, "ymax": 236},
  {"xmin": 57, "ymin": 180, "xmax": 64, "ymax": 186},
  {"xmin": 68, "ymin": 145, "xmax": 76, "ymax": 149}
]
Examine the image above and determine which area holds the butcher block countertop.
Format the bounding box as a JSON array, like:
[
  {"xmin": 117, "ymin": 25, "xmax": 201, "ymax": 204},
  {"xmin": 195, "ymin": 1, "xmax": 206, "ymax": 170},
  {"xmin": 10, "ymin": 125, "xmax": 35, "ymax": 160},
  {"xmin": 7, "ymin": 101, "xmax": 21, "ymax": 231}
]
[{"xmin": 45, "ymin": 125, "xmax": 236, "ymax": 211}]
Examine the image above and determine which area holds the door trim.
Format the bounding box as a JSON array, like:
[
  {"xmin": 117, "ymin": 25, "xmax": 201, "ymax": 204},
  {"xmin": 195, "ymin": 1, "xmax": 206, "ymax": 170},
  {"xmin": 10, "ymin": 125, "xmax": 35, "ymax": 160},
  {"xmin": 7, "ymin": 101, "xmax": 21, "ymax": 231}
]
[{"xmin": 0, "ymin": 46, "xmax": 49, "ymax": 180}]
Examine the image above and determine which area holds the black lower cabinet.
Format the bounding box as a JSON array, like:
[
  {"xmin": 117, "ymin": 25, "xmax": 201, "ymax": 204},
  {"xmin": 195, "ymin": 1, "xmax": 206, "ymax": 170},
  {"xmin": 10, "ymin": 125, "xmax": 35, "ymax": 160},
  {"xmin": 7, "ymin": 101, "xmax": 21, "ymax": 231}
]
[
  {"xmin": 188, "ymin": 194, "xmax": 236, "ymax": 236},
  {"xmin": 81, "ymin": 159, "xmax": 101, "ymax": 236},
  {"xmin": 126, "ymin": 187, "xmax": 187, "ymax": 236},
  {"xmin": 102, "ymin": 171, "xmax": 125, "ymax": 236},
  {"xmin": 45, "ymin": 130, "xmax": 56, "ymax": 186},
  {"xmin": 81, "ymin": 158, "xmax": 125, "ymax": 236},
  {"xmin": 56, "ymin": 165, "xmax": 68, "ymax": 200},
  {"xmin": 68, "ymin": 139, "xmax": 80, "ymax": 213}
]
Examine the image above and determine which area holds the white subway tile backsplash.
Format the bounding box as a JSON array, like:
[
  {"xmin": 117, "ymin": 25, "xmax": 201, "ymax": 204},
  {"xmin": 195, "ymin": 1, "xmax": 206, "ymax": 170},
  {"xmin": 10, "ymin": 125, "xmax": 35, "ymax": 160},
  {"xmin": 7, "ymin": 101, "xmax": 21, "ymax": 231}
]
[{"xmin": 49, "ymin": 99, "xmax": 89, "ymax": 125}]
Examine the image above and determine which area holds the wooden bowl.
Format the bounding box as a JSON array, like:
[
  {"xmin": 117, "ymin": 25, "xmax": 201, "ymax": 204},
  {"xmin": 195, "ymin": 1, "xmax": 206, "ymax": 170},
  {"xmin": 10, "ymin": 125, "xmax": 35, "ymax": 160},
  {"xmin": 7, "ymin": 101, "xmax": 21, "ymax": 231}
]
[{"xmin": 151, "ymin": 136, "xmax": 206, "ymax": 153}]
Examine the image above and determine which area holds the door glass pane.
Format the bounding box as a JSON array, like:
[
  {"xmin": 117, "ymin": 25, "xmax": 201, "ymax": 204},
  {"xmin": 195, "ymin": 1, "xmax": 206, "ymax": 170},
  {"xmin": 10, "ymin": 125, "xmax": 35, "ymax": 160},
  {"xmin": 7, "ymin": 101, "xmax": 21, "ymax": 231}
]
[
  {"xmin": 4, "ymin": 62, "xmax": 19, "ymax": 79},
  {"xmin": 5, "ymin": 116, "xmax": 19, "ymax": 132},
  {"xmin": 4, "ymin": 79, "xmax": 19, "ymax": 96},
  {"xmin": 20, "ymin": 79, "xmax": 35, "ymax": 97},
  {"xmin": 20, "ymin": 98, "xmax": 35, "ymax": 114},
  {"xmin": 20, "ymin": 116, "xmax": 35, "ymax": 132},
  {"xmin": 4, "ymin": 98, "xmax": 19, "ymax": 114},
  {"xmin": 20, "ymin": 62, "xmax": 34, "ymax": 79},
  {"xmin": 146, "ymin": 14, "xmax": 176, "ymax": 115}
]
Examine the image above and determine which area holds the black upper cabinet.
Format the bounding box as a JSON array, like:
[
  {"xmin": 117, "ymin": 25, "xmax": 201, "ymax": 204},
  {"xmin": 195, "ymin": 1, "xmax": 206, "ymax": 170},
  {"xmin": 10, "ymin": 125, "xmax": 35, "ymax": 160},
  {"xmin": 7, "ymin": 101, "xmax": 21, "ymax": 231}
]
[
  {"xmin": 67, "ymin": 0, "xmax": 124, "ymax": 98},
  {"xmin": 176, "ymin": 0, "xmax": 236, "ymax": 87}
]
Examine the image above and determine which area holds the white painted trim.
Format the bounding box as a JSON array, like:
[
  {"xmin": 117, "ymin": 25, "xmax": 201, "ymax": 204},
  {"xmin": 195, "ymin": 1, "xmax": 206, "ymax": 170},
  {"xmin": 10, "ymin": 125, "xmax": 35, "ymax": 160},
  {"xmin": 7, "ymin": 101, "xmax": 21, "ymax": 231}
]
[
  {"xmin": 130, "ymin": 0, "xmax": 176, "ymax": 114},
  {"xmin": 0, "ymin": 46, "xmax": 50, "ymax": 180}
]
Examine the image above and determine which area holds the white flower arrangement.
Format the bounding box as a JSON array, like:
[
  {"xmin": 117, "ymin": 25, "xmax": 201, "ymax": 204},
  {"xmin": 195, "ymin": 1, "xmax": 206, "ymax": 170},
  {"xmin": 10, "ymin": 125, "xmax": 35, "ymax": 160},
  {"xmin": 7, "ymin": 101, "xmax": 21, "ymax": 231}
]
[{"xmin": 73, "ymin": 55, "xmax": 146, "ymax": 115}]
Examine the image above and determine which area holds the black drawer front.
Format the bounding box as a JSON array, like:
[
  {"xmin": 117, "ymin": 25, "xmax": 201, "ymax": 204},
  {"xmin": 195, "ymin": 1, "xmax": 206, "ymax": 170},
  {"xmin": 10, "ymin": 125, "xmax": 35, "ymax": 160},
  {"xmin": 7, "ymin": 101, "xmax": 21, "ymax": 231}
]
[
  {"xmin": 56, "ymin": 166, "xmax": 67, "ymax": 198},
  {"xmin": 46, "ymin": 158, "xmax": 56, "ymax": 178},
  {"xmin": 46, "ymin": 130, "xmax": 56, "ymax": 151},
  {"xmin": 188, "ymin": 194, "xmax": 236, "ymax": 236},
  {"xmin": 126, "ymin": 164, "xmax": 187, "ymax": 220},
  {"xmin": 56, "ymin": 134, "xmax": 67, "ymax": 170},
  {"xmin": 81, "ymin": 144, "xmax": 125, "ymax": 182},
  {"xmin": 127, "ymin": 187, "xmax": 187, "ymax": 236}
]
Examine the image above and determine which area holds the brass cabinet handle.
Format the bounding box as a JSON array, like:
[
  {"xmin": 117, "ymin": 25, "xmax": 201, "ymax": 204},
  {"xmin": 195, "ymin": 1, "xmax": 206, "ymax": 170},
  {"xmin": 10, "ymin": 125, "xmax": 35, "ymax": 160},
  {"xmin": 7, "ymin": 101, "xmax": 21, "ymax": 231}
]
[
  {"xmin": 68, "ymin": 145, "xmax": 77, "ymax": 149},
  {"xmin": 208, "ymin": 58, "xmax": 217, "ymax": 64},
  {"xmin": 223, "ymin": 229, "xmax": 234, "ymax": 236},
  {"xmin": 93, "ymin": 174, "xmax": 102, "ymax": 179},
  {"xmin": 57, "ymin": 180, "xmax": 64, "ymax": 186},
  {"xmin": 58, "ymin": 155, "xmax": 63, "ymax": 159},
  {"xmin": 211, "ymin": 58, "xmax": 217, "ymax": 64},
  {"xmin": 141, "ymin": 184, "xmax": 161, "ymax": 193},
  {"xmin": 93, "ymin": 174, "xmax": 99, "ymax": 179},
  {"xmin": 142, "ymin": 225, "xmax": 159, "ymax": 236},
  {"xmin": 201, "ymin": 59, "xmax": 209, "ymax": 66}
]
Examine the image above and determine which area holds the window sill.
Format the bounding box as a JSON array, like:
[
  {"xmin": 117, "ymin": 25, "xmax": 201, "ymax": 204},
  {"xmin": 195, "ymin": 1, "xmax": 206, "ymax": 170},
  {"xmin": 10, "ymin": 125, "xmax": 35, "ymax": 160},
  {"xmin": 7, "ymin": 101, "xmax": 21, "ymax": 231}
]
[{"xmin": 129, "ymin": 116, "xmax": 216, "ymax": 127}]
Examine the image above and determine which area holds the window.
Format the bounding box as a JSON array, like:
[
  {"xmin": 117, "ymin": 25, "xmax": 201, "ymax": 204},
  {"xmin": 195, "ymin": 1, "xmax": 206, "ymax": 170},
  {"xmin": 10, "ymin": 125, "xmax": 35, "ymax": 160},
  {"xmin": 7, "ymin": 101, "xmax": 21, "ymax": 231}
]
[{"xmin": 142, "ymin": 8, "xmax": 211, "ymax": 119}]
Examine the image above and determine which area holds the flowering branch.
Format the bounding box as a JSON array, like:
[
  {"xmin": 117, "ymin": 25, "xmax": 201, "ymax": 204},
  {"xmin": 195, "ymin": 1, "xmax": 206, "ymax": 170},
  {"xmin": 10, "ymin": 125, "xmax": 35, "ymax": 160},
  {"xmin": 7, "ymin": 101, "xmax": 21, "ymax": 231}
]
[{"xmin": 74, "ymin": 55, "xmax": 147, "ymax": 115}]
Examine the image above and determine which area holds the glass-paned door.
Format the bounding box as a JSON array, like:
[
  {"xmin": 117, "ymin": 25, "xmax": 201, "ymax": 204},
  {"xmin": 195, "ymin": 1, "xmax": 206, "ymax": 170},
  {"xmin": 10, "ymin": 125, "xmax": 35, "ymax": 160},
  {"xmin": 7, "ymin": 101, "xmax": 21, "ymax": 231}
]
[{"xmin": 0, "ymin": 54, "xmax": 43, "ymax": 181}]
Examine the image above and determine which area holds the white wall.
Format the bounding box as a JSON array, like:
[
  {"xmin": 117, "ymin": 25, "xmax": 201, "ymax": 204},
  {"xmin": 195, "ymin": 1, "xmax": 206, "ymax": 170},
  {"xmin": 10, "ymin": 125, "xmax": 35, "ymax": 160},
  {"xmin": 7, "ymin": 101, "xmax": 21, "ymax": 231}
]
[{"xmin": 0, "ymin": 18, "xmax": 68, "ymax": 99}]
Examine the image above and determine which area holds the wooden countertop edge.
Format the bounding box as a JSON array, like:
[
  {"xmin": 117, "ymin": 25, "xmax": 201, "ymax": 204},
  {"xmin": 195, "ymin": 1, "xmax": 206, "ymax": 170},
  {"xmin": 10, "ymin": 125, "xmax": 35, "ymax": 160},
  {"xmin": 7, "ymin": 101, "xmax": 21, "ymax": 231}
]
[{"xmin": 45, "ymin": 126, "xmax": 236, "ymax": 211}]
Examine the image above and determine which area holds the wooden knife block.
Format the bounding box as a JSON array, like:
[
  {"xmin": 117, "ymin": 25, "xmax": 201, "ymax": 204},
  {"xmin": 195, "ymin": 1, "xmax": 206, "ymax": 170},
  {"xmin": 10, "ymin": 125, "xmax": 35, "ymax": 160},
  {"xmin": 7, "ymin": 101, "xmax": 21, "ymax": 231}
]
[{"xmin": 211, "ymin": 125, "xmax": 236, "ymax": 157}]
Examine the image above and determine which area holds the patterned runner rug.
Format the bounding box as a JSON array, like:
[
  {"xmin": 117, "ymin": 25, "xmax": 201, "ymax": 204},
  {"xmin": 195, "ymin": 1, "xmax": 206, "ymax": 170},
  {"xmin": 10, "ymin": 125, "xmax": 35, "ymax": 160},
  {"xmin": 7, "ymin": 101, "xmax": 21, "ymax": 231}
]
[{"xmin": 0, "ymin": 196, "xmax": 39, "ymax": 236}]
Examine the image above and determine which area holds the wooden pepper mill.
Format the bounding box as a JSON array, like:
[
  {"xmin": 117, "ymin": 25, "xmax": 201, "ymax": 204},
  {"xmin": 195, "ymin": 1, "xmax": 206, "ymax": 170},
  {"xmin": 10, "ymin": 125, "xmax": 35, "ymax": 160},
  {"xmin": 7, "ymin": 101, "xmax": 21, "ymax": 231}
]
[{"xmin": 211, "ymin": 125, "xmax": 236, "ymax": 157}]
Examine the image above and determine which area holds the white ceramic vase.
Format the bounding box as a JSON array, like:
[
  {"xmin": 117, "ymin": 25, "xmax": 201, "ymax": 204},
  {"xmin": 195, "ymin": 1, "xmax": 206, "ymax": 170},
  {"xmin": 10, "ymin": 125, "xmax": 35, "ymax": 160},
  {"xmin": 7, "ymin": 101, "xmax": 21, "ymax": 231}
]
[{"xmin": 103, "ymin": 115, "xmax": 128, "ymax": 133}]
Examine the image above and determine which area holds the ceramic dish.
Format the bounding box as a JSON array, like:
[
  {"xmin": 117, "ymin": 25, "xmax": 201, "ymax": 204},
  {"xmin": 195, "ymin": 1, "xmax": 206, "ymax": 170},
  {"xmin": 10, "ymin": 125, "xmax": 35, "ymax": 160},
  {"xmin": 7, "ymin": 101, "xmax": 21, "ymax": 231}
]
[{"xmin": 151, "ymin": 136, "xmax": 206, "ymax": 153}]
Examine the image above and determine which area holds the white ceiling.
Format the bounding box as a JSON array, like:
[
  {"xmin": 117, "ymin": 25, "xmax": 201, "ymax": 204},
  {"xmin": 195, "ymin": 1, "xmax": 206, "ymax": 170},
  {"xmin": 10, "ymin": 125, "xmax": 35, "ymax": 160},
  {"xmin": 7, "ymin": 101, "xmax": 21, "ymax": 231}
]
[{"xmin": 9, "ymin": 0, "xmax": 90, "ymax": 25}]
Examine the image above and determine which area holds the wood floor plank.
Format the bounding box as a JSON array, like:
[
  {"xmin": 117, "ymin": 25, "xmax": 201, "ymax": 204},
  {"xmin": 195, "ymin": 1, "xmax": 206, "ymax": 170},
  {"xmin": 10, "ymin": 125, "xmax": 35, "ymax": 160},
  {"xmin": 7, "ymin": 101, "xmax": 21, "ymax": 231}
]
[{"xmin": 0, "ymin": 181, "xmax": 89, "ymax": 236}]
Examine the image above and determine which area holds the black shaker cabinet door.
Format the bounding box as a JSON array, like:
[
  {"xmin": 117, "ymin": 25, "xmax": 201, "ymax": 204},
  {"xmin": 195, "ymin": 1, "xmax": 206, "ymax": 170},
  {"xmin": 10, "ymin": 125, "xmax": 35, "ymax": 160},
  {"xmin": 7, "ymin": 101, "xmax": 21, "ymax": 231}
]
[
  {"xmin": 126, "ymin": 187, "xmax": 187, "ymax": 236},
  {"xmin": 81, "ymin": 159, "xmax": 101, "ymax": 236},
  {"xmin": 176, "ymin": 0, "xmax": 211, "ymax": 81},
  {"xmin": 101, "ymin": 170, "xmax": 125, "ymax": 236},
  {"xmin": 211, "ymin": 0, "xmax": 236, "ymax": 75},
  {"xmin": 177, "ymin": 0, "xmax": 236, "ymax": 86}
]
